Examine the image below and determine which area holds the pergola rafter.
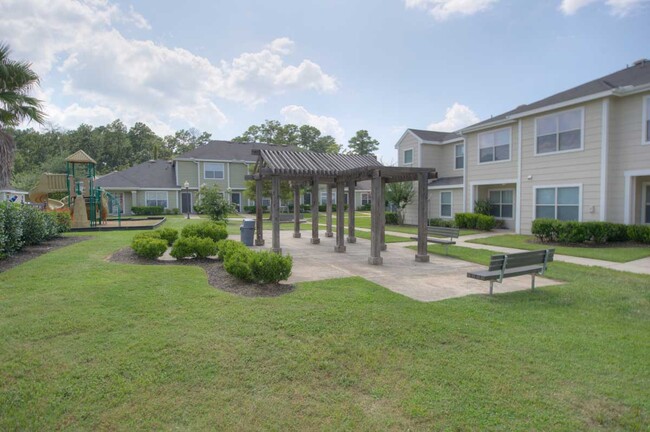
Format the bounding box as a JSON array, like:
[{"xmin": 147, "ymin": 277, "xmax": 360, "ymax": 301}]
[{"xmin": 245, "ymin": 149, "xmax": 437, "ymax": 265}]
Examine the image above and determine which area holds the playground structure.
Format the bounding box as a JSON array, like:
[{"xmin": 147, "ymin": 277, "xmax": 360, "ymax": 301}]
[{"xmin": 28, "ymin": 150, "xmax": 122, "ymax": 229}]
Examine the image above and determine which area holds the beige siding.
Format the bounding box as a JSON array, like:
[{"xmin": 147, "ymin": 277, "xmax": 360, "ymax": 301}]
[
  {"xmin": 229, "ymin": 162, "xmax": 250, "ymax": 189},
  {"xmin": 465, "ymin": 124, "xmax": 519, "ymax": 189},
  {"xmin": 427, "ymin": 188, "xmax": 464, "ymax": 220},
  {"xmin": 176, "ymin": 161, "xmax": 199, "ymax": 188},
  {"xmin": 421, "ymin": 141, "xmax": 463, "ymax": 178},
  {"xmin": 397, "ymin": 132, "xmax": 420, "ymax": 167},
  {"xmin": 607, "ymin": 92, "xmax": 650, "ymax": 223}
]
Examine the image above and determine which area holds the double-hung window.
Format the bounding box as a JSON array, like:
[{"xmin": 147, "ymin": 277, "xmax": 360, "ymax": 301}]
[
  {"xmin": 361, "ymin": 193, "xmax": 370, "ymax": 206},
  {"xmin": 145, "ymin": 191, "xmax": 168, "ymax": 208},
  {"xmin": 478, "ymin": 128, "xmax": 510, "ymax": 163},
  {"xmin": 455, "ymin": 143, "xmax": 464, "ymax": 169},
  {"xmin": 536, "ymin": 108, "xmax": 583, "ymax": 154},
  {"xmin": 535, "ymin": 186, "xmax": 580, "ymax": 221},
  {"xmin": 204, "ymin": 162, "xmax": 224, "ymax": 179},
  {"xmin": 303, "ymin": 192, "xmax": 311, "ymax": 206},
  {"xmin": 440, "ymin": 191, "xmax": 452, "ymax": 218},
  {"xmin": 320, "ymin": 191, "xmax": 337, "ymax": 205},
  {"xmin": 488, "ymin": 190, "xmax": 513, "ymax": 219},
  {"xmin": 403, "ymin": 149, "xmax": 413, "ymax": 164},
  {"xmin": 644, "ymin": 96, "xmax": 650, "ymax": 144}
]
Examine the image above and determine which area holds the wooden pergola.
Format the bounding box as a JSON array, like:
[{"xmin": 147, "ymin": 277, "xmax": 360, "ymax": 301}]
[{"xmin": 245, "ymin": 149, "xmax": 437, "ymax": 265}]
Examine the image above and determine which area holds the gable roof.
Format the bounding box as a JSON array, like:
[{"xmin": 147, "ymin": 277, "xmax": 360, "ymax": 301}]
[
  {"xmin": 408, "ymin": 129, "xmax": 461, "ymax": 143},
  {"xmin": 257, "ymin": 149, "xmax": 382, "ymax": 177},
  {"xmin": 465, "ymin": 59, "xmax": 650, "ymax": 132},
  {"xmin": 66, "ymin": 149, "xmax": 97, "ymax": 164},
  {"xmin": 95, "ymin": 160, "xmax": 177, "ymax": 189},
  {"xmin": 175, "ymin": 140, "xmax": 298, "ymax": 161}
]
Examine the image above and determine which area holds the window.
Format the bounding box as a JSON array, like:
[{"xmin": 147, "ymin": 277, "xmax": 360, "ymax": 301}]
[
  {"xmin": 361, "ymin": 193, "xmax": 370, "ymax": 206},
  {"xmin": 535, "ymin": 186, "xmax": 580, "ymax": 221},
  {"xmin": 204, "ymin": 162, "xmax": 224, "ymax": 179},
  {"xmin": 403, "ymin": 149, "xmax": 413, "ymax": 164},
  {"xmin": 261, "ymin": 197, "xmax": 271, "ymax": 207},
  {"xmin": 303, "ymin": 192, "xmax": 311, "ymax": 206},
  {"xmin": 488, "ymin": 190, "xmax": 514, "ymax": 219},
  {"xmin": 440, "ymin": 191, "xmax": 452, "ymax": 218},
  {"xmin": 536, "ymin": 108, "xmax": 583, "ymax": 154},
  {"xmin": 478, "ymin": 128, "xmax": 510, "ymax": 163},
  {"xmin": 145, "ymin": 191, "xmax": 168, "ymax": 208},
  {"xmin": 455, "ymin": 143, "xmax": 464, "ymax": 169},
  {"xmin": 320, "ymin": 191, "xmax": 337, "ymax": 205},
  {"xmin": 644, "ymin": 96, "xmax": 650, "ymax": 144}
]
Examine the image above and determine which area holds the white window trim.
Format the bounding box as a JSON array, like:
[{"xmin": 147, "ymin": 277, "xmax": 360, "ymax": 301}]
[
  {"xmin": 533, "ymin": 106, "xmax": 585, "ymax": 156},
  {"xmin": 454, "ymin": 143, "xmax": 464, "ymax": 171},
  {"xmin": 403, "ymin": 148, "xmax": 414, "ymax": 166},
  {"xmin": 642, "ymin": 182, "xmax": 650, "ymax": 225},
  {"xmin": 641, "ymin": 95, "xmax": 650, "ymax": 145},
  {"xmin": 439, "ymin": 191, "xmax": 453, "ymax": 219},
  {"xmin": 487, "ymin": 188, "xmax": 515, "ymax": 220},
  {"xmin": 360, "ymin": 193, "xmax": 371, "ymax": 206},
  {"xmin": 477, "ymin": 127, "xmax": 512, "ymax": 165},
  {"xmin": 203, "ymin": 162, "xmax": 225, "ymax": 180},
  {"xmin": 532, "ymin": 184, "xmax": 583, "ymax": 222},
  {"xmin": 145, "ymin": 191, "xmax": 169, "ymax": 209}
]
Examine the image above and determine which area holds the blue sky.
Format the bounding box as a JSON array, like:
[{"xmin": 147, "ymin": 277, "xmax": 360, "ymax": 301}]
[{"xmin": 1, "ymin": 0, "xmax": 648, "ymax": 162}]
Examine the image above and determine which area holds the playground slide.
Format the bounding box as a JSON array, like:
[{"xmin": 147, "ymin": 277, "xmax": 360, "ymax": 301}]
[{"xmin": 47, "ymin": 198, "xmax": 65, "ymax": 210}]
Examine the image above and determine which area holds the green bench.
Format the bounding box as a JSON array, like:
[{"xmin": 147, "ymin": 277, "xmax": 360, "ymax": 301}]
[
  {"xmin": 411, "ymin": 226, "xmax": 460, "ymax": 255},
  {"xmin": 467, "ymin": 249, "xmax": 555, "ymax": 295}
]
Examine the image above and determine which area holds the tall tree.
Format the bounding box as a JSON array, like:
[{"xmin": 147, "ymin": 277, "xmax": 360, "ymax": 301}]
[
  {"xmin": 347, "ymin": 130, "xmax": 379, "ymax": 156},
  {"xmin": 0, "ymin": 43, "xmax": 45, "ymax": 188},
  {"xmin": 385, "ymin": 181, "xmax": 414, "ymax": 225},
  {"xmin": 233, "ymin": 120, "xmax": 340, "ymax": 154},
  {"xmin": 164, "ymin": 128, "xmax": 212, "ymax": 155}
]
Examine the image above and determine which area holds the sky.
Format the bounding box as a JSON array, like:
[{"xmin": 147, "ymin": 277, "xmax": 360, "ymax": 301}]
[{"xmin": 1, "ymin": 0, "xmax": 649, "ymax": 164}]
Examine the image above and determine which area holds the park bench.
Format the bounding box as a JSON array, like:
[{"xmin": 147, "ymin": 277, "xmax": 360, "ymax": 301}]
[
  {"xmin": 410, "ymin": 226, "xmax": 460, "ymax": 255},
  {"xmin": 467, "ymin": 249, "xmax": 555, "ymax": 295}
]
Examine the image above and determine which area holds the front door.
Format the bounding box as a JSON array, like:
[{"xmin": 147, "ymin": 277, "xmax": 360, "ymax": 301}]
[
  {"xmin": 231, "ymin": 192, "xmax": 241, "ymax": 212},
  {"xmin": 181, "ymin": 192, "xmax": 192, "ymax": 214},
  {"xmin": 108, "ymin": 193, "xmax": 124, "ymax": 215},
  {"xmin": 644, "ymin": 183, "xmax": 650, "ymax": 224}
]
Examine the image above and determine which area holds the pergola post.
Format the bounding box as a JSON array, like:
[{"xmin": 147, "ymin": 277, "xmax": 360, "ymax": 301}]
[
  {"xmin": 334, "ymin": 181, "xmax": 346, "ymax": 253},
  {"xmin": 310, "ymin": 177, "xmax": 320, "ymax": 244},
  {"xmin": 293, "ymin": 184, "xmax": 301, "ymax": 238},
  {"xmin": 380, "ymin": 178, "xmax": 387, "ymax": 251},
  {"xmin": 325, "ymin": 184, "xmax": 333, "ymax": 237},
  {"xmin": 271, "ymin": 176, "xmax": 281, "ymax": 254},
  {"xmin": 347, "ymin": 180, "xmax": 356, "ymax": 243},
  {"xmin": 368, "ymin": 172, "xmax": 383, "ymax": 265},
  {"xmin": 415, "ymin": 173, "xmax": 430, "ymax": 262},
  {"xmin": 255, "ymin": 179, "xmax": 265, "ymax": 246}
]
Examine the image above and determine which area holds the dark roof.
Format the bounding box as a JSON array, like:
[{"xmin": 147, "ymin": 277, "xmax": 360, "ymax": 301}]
[
  {"xmin": 408, "ymin": 129, "xmax": 461, "ymax": 142},
  {"xmin": 356, "ymin": 180, "xmax": 371, "ymax": 190},
  {"xmin": 428, "ymin": 176, "xmax": 464, "ymax": 187},
  {"xmin": 468, "ymin": 59, "xmax": 650, "ymax": 130},
  {"xmin": 176, "ymin": 140, "xmax": 298, "ymax": 161},
  {"xmin": 96, "ymin": 160, "xmax": 177, "ymax": 189}
]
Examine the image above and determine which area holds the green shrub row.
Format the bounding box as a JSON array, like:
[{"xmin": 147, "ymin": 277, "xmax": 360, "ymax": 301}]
[
  {"xmin": 532, "ymin": 219, "xmax": 650, "ymax": 244},
  {"xmin": 428, "ymin": 218, "xmax": 455, "ymax": 228},
  {"xmin": 170, "ymin": 236, "xmax": 218, "ymax": 259},
  {"xmin": 181, "ymin": 221, "xmax": 228, "ymax": 242},
  {"xmin": 0, "ymin": 203, "xmax": 70, "ymax": 258},
  {"xmin": 216, "ymin": 239, "xmax": 292, "ymax": 284},
  {"xmin": 454, "ymin": 213, "xmax": 496, "ymax": 231},
  {"xmin": 132, "ymin": 236, "xmax": 168, "ymax": 259},
  {"xmin": 132, "ymin": 206, "xmax": 164, "ymax": 215}
]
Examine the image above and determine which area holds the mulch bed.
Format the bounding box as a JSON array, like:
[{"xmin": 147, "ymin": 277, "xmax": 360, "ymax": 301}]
[
  {"xmin": 107, "ymin": 247, "xmax": 295, "ymax": 298},
  {"xmin": 0, "ymin": 236, "xmax": 92, "ymax": 273}
]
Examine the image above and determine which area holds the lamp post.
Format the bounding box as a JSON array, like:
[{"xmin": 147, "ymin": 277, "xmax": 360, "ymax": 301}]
[{"xmin": 184, "ymin": 180, "xmax": 190, "ymax": 219}]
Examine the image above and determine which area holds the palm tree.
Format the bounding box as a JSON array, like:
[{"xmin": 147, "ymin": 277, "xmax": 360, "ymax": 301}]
[{"xmin": 0, "ymin": 43, "xmax": 45, "ymax": 188}]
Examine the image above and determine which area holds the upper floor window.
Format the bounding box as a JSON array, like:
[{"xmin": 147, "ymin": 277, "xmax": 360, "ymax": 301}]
[
  {"xmin": 403, "ymin": 149, "xmax": 413, "ymax": 164},
  {"xmin": 145, "ymin": 191, "xmax": 168, "ymax": 208},
  {"xmin": 644, "ymin": 96, "xmax": 650, "ymax": 144},
  {"xmin": 204, "ymin": 162, "xmax": 224, "ymax": 179},
  {"xmin": 455, "ymin": 143, "xmax": 464, "ymax": 169},
  {"xmin": 478, "ymin": 128, "xmax": 510, "ymax": 163},
  {"xmin": 535, "ymin": 186, "xmax": 580, "ymax": 221},
  {"xmin": 536, "ymin": 108, "xmax": 583, "ymax": 154}
]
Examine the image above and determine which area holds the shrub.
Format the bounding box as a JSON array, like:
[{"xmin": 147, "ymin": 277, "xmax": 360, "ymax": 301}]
[
  {"xmin": 132, "ymin": 206, "xmax": 164, "ymax": 215},
  {"xmin": 557, "ymin": 221, "xmax": 590, "ymax": 243},
  {"xmin": 473, "ymin": 199, "xmax": 492, "ymax": 216},
  {"xmin": 52, "ymin": 211, "xmax": 71, "ymax": 233},
  {"xmin": 243, "ymin": 205, "xmax": 256, "ymax": 214},
  {"xmin": 181, "ymin": 221, "xmax": 228, "ymax": 242},
  {"xmin": 164, "ymin": 208, "xmax": 180, "ymax": 215},
  {"xmin": 250, "ymin": 251, "xmax": 293, "ymax": 283},
  {"xmin": 224, "ymin": 250, "xmax": 254, "ymax": 282},
  {"xmin": 133, "ymin": 231, "xmax": 162, "ymax": 242},
  {"xmin": 428, "ymin": 218, "xmax": 454, "ymax": 228},
  {"xmin": 194, "ymin": 184, "xmax": 235, "ymax": 221},
  {"xmin": 157, "ymin": 227, "xmax": 178, "ymax": 246},
  {"xmin": 42, "ymin": 212, "xmax": 60, "ymax": 240},
  {"xmin": 0, "ymin": 202, "xmax": 25, "ymax": 257},
  {"xmin": 533, "ymin": 219, "xmax": 635, "ymax": 244},
  {"xmin": 532, "ymin": 219, "xmax": 558, "ymax": 242},
  {"xmin": 454, "ymin": 213, "xmax": 495, "ymax": 231},
  {"xmin": 301, "ymin": 204, "xmax": 311, "ymax": 212},
  {"xmin": 132, "ymin": 236, "xmax": 168, "ymax": 259},
  {"xmin": 21, "ymin": 205, "xmax": 47, "ymax": 246},
  {"xmin": 628, "ymin": 225, "xmax": 650, "ymax": 244},
  {"xmin": 385, "ymin": 212, "xmax": 399, "ymax": 225},
  {"xmin": 216, "ymin": 239, "xmax": 250, "ymax": 262},
  {"xmin": 357, "ymin": 204, "xmax": 371, "ymax": 211},
  {"xmin": 170, "ymin": 236, "xmax": 218, "ymax": 259},
  {"xmin": 476, "ymin": 214, "xmax": 496, "ymax": 231}
]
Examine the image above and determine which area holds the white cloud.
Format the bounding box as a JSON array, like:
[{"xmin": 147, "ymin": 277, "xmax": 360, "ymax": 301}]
[
  {"xmin": 404, "ymin": 0, "xmax": 498, "ymax": 20},
  {"xmin": 0, "ymin": 0, "xmax": 337, "ymax": 133},
  {"xmin": 427, "ymin": 103, "xmax": 480, "ymax": 131},
  {"xmin": 559, "ymin": 0, "xmax": 648, "ymax": 16},
  {"xmin": 280, "ymin": 105, "xmax": 345, "ymax": 142}
]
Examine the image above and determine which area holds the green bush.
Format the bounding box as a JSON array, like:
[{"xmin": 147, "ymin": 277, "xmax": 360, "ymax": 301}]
[
  {"xmin": 216, "ymin": 239, "xmax": 250, "ymax": 262},
  {"xmin": 473, "ymin": 199, "xmax": 492, "ymax": 216},
  {"xmin": 454, "ymin": 213, "xmax": 495, "ymax": 231},
  {"xmin": 250, "ymin": 251, "xmax": 293, "ymax": 284},
  {"xmin": 476, "ymin": 214, "xmax": 496, "ymax": 231},
  {"xmin": 42, "ymin": 212, "xmax": 60, "ymax": 240},
  {"xmin": 164, "ymin": 208, "xmax": 180, "ymax": 215},
  {"xmin": 224, "ymin": 250, "xmax": 254, "ymax": 282},
  {"xmin": 132, "ymin": 206, "xmax": 164, "ymax": 215},
  {"xmin": 157, "ymin": 227, "xmax": 178, "ymax": 246},
  {"xmin": 51, "ymin": 211, "xmax": 71, "ymax": 233},
  {"xmin": 628, "ymin": 225, "xmax": 650, "ymax": 244},
  {"xmin": 170, "ymin": 236, "xmax": 218, "ymax": 259},
  {"xmin": 21, "ymin": 205, "xmax": 48, "ymax": 246},
  {"xmin": 181, "ymin": 221, "xmax": 228, "ymax": 242},
  {"xmin": 243, "ymin": 205, "xmax": 256, "ymax": 214},
  {"xmin": 428, "ymin": 218, "xmax": 454, "ymax": 228},
  {"xmin": 357, "ymin": 204, "xmax": 371, "ymax": 211},
  {"xmin": 131, "ymin": 236, "xmax": 168, "ymax": 259},
  {"xmin": 0, "ymin": 202, "xmax": 25, "ymax": 257},
  {"xmin": 385, "ymin": 212, "xmax": 399, "ymax": 225},
  {"xmin": 533, "ymin": 219, "xmax": 638, "ymax": 244},
  {"xmin": 132, "ymin": 231, "xmax": 162, "ymax": 242},
  {"xmin": 531, "ymin": 219, "xmax": 558, "ymax": 242}
]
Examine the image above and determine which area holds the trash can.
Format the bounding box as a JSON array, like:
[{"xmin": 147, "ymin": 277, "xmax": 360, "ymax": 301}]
[{"xmin": 240, "ymin": 219, "xmax": 255, "ymax": 246}]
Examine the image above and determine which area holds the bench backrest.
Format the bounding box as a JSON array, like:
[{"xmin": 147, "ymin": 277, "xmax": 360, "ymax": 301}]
[
  {"xmin": 488, "ymin": 249, "xmax": 555, "ymax": 278},
  {"xmin": 427, "ymin": 226, "xmax": 460, "ymax": 239}
]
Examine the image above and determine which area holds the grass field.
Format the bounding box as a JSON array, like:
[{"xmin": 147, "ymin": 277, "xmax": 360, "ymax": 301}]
[
  {"xmin": 468, "ymin": 234, "xmax": 650, "ymax": 263},
  {"xmin": 1, "ymin": 218, "xmax": 648, "ymax": 430}
]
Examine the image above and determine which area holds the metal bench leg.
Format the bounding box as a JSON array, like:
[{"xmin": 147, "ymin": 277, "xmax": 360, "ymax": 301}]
[
  {"xmin": 445, "ymin": 244, "xmax": 449, "ymax": 256},
  {"xmin": 489, "ymin": 281, "xmax": 494, "ymax": 295},
  {"xmin": 531, "ymin": 273, "xmax": 536, "ymax": 291}
]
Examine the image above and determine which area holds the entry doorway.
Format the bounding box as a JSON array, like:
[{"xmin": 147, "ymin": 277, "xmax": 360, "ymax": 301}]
[
  {"xmin": 644, "ymin": 183, "xmax": 650, "ymax": 224},
  {"xmin": 231, "ymin": 192, "xmax": 241, "ymax": 212},
  {"xmin": 181, "ymin": 191, "xmax": 192, "ymax": 214}
]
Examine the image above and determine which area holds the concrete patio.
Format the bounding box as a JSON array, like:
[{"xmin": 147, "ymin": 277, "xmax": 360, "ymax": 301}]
[{"xmin": 253, "ymin": 230, "xmax": 561, "ymax": 302}]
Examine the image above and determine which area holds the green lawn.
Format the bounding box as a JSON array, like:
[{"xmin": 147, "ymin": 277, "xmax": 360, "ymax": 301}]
[
  {"xmin": 468, "ymin": 234, "xmax": 650, "ymax": 263},
  {"xmin": 1, "ymin": 222, "xmax": 648, "ymax": 430}
]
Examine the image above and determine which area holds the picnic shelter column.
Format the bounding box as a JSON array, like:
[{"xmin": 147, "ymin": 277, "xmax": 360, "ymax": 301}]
[
  {"xmin": 415, "ymin": 172, "xmax": 430, "ymax": 262},
  {"xmin": 368, "ymin": 170, "xmax": 383, "ymax": 265},
  {"xmin": 334, "ymin": 180, "xmax": 346, "ymax": 252},
  {"xmin": 293, "ymin": 184, "xmax": 301, "ymax": 238},
  {"xmin": 271, "ymin": 175, "xmax": 281, "ymax": 254},
  {"xmin": 255, "ymin": 178, "xmax": 264, "ymax": 246},
  {"xmin": 325, "ymin": 184, "xmax": 333, "ymax": 237},
  {"xmin": 380, "ymin": 178, "xmax": 387, "ymax": 251},
  {"xmin": 347, "ymin": 180, "xmax": 356, "ymax": 243},
  {"xmin": 310, "ymin": 177, "xmax": 320, "ymax": 244}
]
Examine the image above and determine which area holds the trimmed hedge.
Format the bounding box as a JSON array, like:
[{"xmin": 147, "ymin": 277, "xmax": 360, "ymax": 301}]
[
  {"xmin": 532, "ymin": 219, "xmax": 650, "ymax": 244},
  {"xmin": 1, "ymin": 203, "xmax": 70, "ymax": 259},
  {"xmin": 157, "ymin": 227, "xmax": 179, "ymax": 246},
  {"xmin": 132, "ymin": 236, "xmax": 168, "ymax": 259},
  {"xmin": 132, "ymin": 206, "xmax": 164, "ymax": 215},
  {"xmin": 357, "ymin": 204, "xmax": 371, "ymax": 211},
  {"xmin": 428, "ymin": 218, "xmax": 455, "ymax": 228},
  {"xmin": 181, "ymin": 221, "xmax": 228, "ymax": 242},
  {"xmin": 170, "ymin": 236, "xmax": 218, "ymax": 259},
  {"xmin": 216, "ymin": 239, "xmax": 292, "ymax": 284},
  {"xmin": 454, "ymin": 213, "xmax": 496, "ymax": 231},
  {"xmin": 385, "ymin": 212, "xmax": 399, "ymax": 225}
]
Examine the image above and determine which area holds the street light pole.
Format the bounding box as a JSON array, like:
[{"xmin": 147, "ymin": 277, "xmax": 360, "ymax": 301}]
[{"xmin": 184, "ymin": 180, "xmax": 190, "ymax": 219}]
